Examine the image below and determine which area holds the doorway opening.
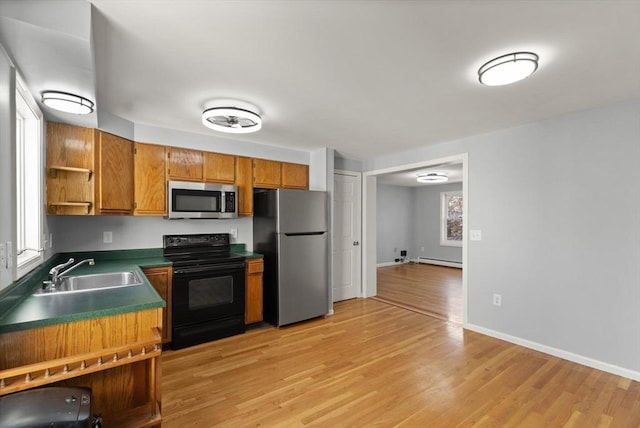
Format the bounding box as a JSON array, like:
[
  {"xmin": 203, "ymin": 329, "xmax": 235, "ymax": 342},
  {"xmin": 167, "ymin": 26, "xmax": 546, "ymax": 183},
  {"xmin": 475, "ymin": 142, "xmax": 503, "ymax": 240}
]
[{"xmin": 362, "ymin": 153, "xmax": 468, "ymax": 324}]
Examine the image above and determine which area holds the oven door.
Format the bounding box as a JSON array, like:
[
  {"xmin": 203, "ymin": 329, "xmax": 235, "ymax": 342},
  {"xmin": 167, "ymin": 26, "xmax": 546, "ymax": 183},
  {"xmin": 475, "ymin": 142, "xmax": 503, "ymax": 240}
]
[
  {"xmin": 171, "ymin": 260, "xmax": 246, "ymax": 349},
  {"xmin": 172, "ymin": 261, "xmax": 246, "ymax": 327}
]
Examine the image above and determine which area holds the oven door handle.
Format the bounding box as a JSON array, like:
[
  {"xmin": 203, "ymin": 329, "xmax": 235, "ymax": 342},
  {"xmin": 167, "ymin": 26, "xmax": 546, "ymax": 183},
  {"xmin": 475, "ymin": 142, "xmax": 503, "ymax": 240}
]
[{"xmin": 173, "ymin": 261, "xmax": 245, "ymax": 275}]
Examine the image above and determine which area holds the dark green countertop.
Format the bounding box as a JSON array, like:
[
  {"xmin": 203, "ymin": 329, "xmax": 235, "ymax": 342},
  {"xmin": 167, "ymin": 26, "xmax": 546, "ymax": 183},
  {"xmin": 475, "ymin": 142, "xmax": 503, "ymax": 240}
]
[
  {"xmin": 230, "ymin": 243, "xmax": 263, "ymax": 259},
  {"xmin": 0, "ymin": 250, "xmax": 170, "ymax": 334},
  {"xmin": 0, "ymin": 246, "xmax": 262, "ymax": 334}
]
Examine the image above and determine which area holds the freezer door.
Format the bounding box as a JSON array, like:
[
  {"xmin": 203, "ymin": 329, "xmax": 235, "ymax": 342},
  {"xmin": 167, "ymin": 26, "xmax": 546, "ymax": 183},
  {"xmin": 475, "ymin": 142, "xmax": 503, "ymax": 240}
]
[
  {"xmin": 277, "ymin": 232, "xmax": 328, "ymax": 326},
  {"xmin": 277, "ymin": 189, "xmax": 327, "ymax": 234}
]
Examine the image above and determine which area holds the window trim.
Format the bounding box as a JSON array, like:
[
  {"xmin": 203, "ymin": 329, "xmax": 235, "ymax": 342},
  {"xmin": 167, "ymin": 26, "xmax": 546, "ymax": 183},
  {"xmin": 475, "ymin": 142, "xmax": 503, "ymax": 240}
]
[
  {"xmin": 15, "ymin": 74, "xmax": 44, "ymax": 279},
  {"xmin": 440, "ymin": 190, "xmax": 463, "ymax": 247}
]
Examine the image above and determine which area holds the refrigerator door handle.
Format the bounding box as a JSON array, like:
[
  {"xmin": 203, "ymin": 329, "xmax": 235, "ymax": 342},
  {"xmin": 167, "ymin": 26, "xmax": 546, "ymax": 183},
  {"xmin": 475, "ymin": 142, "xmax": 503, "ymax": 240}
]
[{"xmin": 284, "ymin": 232, "xmax": 326, "ymax": 237}]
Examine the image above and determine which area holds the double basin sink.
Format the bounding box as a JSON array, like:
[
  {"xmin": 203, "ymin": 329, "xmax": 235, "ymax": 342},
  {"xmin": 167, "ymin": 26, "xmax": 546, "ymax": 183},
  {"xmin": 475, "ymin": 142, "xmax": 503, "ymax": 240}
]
[{"xmin": 34, "ymin": 271, "xmax": 143, "ymax": 296}]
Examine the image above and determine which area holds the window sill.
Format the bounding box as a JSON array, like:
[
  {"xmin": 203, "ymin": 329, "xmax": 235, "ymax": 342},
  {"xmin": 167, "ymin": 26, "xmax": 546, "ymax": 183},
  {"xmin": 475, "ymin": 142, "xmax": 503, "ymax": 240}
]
[{"xmin": 17, "ymin": 250, "xmax": 44, "ymax": 279}]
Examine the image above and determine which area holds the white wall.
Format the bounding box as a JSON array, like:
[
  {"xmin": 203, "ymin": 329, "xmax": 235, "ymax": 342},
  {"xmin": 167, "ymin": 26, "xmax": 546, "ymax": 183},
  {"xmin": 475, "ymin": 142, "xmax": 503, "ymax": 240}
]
[
  {"xmin": 413, "ymin": 182, "xmax": 462, "ymax": 263},
  {"xmin": 363, "ymin": 100, "xmax": 640, "ymax": 378},
  {"xmin": 50, "ymin": 216, "xmax": 253, "ymax": 252},
  {"xmin": 376, "ymin": 184, "xmax": 413, "ymax": 263}
]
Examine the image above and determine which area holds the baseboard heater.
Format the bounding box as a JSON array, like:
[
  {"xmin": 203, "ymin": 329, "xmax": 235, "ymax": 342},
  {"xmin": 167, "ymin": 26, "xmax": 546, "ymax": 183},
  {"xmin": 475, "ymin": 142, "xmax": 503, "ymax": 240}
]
[{"xmin": 416, "ymin": 257, "xmax": 462, "ymax": 269}]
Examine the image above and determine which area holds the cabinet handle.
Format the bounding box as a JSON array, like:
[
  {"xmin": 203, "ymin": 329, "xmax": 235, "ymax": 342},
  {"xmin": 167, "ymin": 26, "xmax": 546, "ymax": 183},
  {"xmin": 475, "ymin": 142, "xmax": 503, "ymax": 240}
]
[{"xmin": 353, "ymin": 241, "xmax": 359, "ymax": 246}]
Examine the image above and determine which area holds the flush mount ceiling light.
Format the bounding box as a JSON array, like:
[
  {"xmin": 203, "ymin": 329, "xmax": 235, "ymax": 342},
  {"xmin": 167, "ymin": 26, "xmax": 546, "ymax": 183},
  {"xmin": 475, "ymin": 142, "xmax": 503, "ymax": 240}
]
[
  {"xmin": 478, "ymin": 52, "xmax": 539, "ymax": 86},
  {"xmin": 417, "ymin": 172, "xmax": 448, "ymax": 183},
  {"xmin": 202, "ymin": 103, "xmax": 262, "ymax": 134},
  {"xmin": 41, "ymin": 91, "xmax": 94, "ymax": 114}
]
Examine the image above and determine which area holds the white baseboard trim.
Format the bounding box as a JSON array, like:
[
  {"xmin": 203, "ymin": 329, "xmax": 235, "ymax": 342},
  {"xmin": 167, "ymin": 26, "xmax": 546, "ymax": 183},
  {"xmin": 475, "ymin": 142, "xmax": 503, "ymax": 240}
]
[
  {"xmin": 377, "ymin": 261, "xmax": 402, "ymax": 267},
  {"xmin": 464, "ymin": 323, "xmax": 640, "ymax": 382},
  {"xmin": 416, "ymin": 257, "xmax": 462, "ymax": 269}
]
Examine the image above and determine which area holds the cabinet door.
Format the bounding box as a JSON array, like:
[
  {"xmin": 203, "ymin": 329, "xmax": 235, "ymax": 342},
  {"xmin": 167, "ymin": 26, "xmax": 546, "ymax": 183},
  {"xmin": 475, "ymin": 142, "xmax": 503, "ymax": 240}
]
[
  {"xmin": 245, "ymin": 258, "xmax": 264, "ymax": 324},
  {"xmin": 167, "ymin": 147, "xmax": 204, "ymax": 181},
  {"xmin": 46, "ymin": 122, "xmax": 95, "ymax": 215},
  {"xmin": 253, "ymin": 159, "xmax": 281, "ymax": 188},
  {"xmin": 235, "ymin": 156, "xmax": 253, "ymax": 216},
  {"xmin": 142, "ymin": 266, "xmax": 173, "ymax": 344},
  {"xmin": 134, "ymin": 142, "xmax": 167, "ymax": 216},
  {"xmin": 204, "ymin": 152, "xmax": 236, "ymax": 184},
  {"xmin": 281, "ymin": 162, "xmax": 309, "ymax": 190},
  {"xmin": 95, "ymin": 131, "xmax": 134, "ymax": 214}
]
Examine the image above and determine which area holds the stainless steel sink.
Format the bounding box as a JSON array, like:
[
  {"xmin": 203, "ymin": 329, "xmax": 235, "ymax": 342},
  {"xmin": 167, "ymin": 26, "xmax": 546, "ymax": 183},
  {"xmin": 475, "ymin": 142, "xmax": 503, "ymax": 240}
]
[{"xmin": 34, "ymin": 271, "xmax": 143, "ymax": 296}]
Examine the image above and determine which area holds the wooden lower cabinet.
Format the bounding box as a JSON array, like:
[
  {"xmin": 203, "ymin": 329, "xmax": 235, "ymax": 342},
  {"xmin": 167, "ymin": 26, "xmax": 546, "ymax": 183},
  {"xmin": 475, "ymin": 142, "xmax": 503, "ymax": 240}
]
[
  {"xmin": 142, "ymin": 266, "xmax": 173, "ymax": 344},
  {"xmin": 0, "ymin": 309, "xmax": 163, "ymax": 427},
  {"xmin": 245, "ymin": 258, "xmax": 264, "ymax": 324}
]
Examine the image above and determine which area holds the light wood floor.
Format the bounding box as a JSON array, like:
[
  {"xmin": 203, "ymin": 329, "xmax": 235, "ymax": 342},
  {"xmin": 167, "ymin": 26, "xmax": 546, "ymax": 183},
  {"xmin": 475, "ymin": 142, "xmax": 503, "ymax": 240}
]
[
  {"xmin": 376, "ymin": 263, "xmax": 463, "ymax": 323},
  {"xmin": 161, "ymin": 298, "xmax": 640, "ymax": 427}
]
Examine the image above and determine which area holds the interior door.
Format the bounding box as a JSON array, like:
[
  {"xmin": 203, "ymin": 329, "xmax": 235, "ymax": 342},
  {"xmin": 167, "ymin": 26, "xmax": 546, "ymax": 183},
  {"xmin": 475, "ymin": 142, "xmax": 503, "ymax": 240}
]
[{"xmin": 332, "ymin": 171, "xmax": 361, "ymax": 301}]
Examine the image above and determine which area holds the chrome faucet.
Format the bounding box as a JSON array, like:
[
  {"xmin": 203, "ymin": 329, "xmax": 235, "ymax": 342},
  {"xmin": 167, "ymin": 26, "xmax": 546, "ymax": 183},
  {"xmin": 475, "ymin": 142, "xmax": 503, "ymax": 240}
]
[{"xmin": 47, "ymin": 258, "xmax": 96, "ymax": 288}]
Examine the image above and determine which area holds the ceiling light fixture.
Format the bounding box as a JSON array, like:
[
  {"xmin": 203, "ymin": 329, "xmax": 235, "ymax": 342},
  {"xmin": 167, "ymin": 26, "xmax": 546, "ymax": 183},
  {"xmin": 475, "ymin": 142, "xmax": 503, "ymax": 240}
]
[
  {"xmin": 478, "ymin": 52, "xmax": 539, "ymax": 86},
  {"xmin": 202, "ymin": 105, "xmax": 262, "ymax": 134},
  {"xmin": 41, "ymin": 91, "xmax": 94, "ymax": 114},
  {"xmin": 417, "ymin": 172, "xmax": 448, "ymax": 183}
]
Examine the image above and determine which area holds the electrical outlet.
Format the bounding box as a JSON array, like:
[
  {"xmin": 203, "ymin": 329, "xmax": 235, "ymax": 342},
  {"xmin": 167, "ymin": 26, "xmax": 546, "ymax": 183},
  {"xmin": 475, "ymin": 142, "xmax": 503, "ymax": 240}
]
[
  {"xmin": 493, "ymin": 293, "xmax": 502, "ymax": 307},
  {"xmin": 0, "ymin": 243, "xmax": 5, "ymax": 269},
  {"xmin": 470, "ymin": 230, "xmax": 482, "ymax": 241},
  {"xmin": 394, "ymin": 247, "xmax": 397, "ymax": 252},
  {"xmin": 230, "ymin": 228, "xmax": 238, "ymax": 239},
  {"xmin": 421, "ymin": 246, "xmax": 424, "ymax": 252},
  {"xmin": 103, "ymin": 231, "xmax": 113, "ymax": 244},
  {"xmin": 50, "ymin": 233, "xmax": 53, "ymax": 248}
]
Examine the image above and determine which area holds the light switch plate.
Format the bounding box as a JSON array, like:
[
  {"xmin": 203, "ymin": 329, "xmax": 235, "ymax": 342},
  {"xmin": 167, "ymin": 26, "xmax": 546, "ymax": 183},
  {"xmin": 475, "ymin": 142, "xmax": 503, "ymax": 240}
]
[{"xmin": 470, "ymin": 230, "xmax": 482, "ymax": 241}]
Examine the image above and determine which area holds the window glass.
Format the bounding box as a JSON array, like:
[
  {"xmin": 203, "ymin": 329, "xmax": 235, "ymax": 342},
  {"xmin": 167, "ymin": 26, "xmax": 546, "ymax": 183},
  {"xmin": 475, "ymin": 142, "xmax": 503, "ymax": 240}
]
[{"xmin": 441, "ymin": 191, "xmax": 462, "ymax": 247}]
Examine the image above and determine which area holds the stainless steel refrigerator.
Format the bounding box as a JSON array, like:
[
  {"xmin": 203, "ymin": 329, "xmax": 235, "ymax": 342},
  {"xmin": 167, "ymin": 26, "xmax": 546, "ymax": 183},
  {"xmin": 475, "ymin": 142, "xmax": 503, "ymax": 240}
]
[{"xmin": 253, "ymin": 188, "xmax": 328, "ymax": 326}]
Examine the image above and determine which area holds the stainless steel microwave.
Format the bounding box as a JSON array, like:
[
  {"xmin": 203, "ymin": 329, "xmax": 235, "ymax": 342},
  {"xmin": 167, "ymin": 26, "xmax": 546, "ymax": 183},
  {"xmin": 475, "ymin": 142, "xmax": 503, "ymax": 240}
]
[{"xmin": 167, "ymin": 181, "xmax": 238, "ymax": 219}]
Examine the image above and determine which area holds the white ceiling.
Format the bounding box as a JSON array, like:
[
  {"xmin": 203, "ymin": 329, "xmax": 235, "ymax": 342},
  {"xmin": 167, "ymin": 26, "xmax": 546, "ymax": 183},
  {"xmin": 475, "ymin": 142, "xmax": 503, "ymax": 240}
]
[
  {"xmin": 2, "ymin": 0, "xmax": 640, "ymax": 162},
  {"xmin": 377, "ymin": 162, "xmax": 462, "ymax": 187}
]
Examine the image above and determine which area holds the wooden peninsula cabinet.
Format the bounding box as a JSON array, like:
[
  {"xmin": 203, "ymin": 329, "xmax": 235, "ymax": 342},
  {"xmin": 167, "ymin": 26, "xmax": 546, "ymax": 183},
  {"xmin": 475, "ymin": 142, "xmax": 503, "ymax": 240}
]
[
  {"xmin": 245, "ymin": 258, "xmax": 264, "ymax": 324},
  {"xmin": 0, "ymin": 309, "xmax": 163, "ymax": 427}
]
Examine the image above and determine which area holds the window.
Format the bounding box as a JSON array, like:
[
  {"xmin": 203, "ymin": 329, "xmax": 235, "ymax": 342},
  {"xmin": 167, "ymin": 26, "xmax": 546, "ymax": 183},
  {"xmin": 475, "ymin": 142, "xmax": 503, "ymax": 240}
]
[
  {"xmin": 16, "ymin": 75, "xmax": 44, "ymax": 277},
  {"xmin": 440, "ymin": 191, "xmax": 462, "ymax": 247}
]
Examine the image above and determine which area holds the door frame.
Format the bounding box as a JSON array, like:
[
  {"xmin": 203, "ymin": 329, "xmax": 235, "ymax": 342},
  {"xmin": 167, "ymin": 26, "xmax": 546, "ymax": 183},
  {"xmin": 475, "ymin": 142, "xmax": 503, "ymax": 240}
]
[
  {"xmin": 362, "ymin": 153, "xmax": 469, "ymax": 324},
  {"xmin": 332, "ymin": 169, "xmax": 363, "ymax": 300}
]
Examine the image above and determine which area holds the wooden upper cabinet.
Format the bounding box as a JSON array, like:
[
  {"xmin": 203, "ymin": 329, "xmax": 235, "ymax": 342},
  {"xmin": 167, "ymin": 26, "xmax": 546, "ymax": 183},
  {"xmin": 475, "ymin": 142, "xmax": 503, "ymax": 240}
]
[
  {"xmin": 253, "ymin": 159, "xmax": 282, "ymax": 188},
  {"xmin": 281, "ymin": 162, "xmax": 309, "ymax": 190},
  {"xmin": 134, "ymin": 142, "xmax": 167, "ymax": 216},
  {"xmin": 167, "ymin": 147, "xmax": 203, "ymax": 181},
  {"xmin": 95, "ymin": 131, "xmax": 134, "ymax": 215},
  {"xmin": 46, "ymin": 122, "xmax": 95, "ymax": 215},
  {"xmin": 235, "ymin": 156, "xmax": 253, "ymax": 216},
  {"xmin": 204, "ymin": 152, "xmax": 236, "ymax": 184}
]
